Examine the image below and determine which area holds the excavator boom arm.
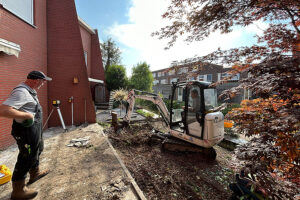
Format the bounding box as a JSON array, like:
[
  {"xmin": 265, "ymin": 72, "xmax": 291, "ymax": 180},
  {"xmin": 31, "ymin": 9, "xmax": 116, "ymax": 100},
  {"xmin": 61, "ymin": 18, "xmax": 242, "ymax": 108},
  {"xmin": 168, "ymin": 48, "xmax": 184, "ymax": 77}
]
[{"xmin": 123, "ymin": 90, "xmax": 170, "ymax": 125}]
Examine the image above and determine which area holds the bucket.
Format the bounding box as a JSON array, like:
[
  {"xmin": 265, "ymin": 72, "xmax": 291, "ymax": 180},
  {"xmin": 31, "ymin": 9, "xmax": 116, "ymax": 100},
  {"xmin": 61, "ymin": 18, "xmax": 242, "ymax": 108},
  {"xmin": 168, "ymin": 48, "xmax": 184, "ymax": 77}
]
[{"xmin": 0, "ymin": 165, "xmax": 12, "ymax": 185}]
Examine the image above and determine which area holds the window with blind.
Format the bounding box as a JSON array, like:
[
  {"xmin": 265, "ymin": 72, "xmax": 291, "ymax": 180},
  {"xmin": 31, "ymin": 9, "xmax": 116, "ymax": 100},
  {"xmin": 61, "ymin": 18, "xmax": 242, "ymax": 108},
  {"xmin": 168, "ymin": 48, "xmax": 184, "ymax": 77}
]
[
  {"xmin": 207, "ymin": 74, "xmax": 212, "ymax": 82},
  {"xmin": 1, "ymin": 0, "xmax": 34, "ymax": 25}
]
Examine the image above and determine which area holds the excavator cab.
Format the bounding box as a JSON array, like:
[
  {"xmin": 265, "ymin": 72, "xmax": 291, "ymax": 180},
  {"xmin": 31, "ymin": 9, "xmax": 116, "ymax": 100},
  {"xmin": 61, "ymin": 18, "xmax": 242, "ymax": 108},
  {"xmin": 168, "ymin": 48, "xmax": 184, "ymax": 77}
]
[{"xmin": 170, "ymin": 81, "xmax": 219, "ymax": 139}]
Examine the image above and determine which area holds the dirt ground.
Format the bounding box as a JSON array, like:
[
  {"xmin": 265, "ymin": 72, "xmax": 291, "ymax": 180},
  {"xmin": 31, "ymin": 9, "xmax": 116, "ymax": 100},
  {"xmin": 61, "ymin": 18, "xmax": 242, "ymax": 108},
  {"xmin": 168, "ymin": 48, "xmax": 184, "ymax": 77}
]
[
  {"xmin": 0, "ymin": 124, "xmax": 139, "ymax": 200},
  {"xmin": 106, "ymin": 120, "xmax": 241, "ymax": 200},
  {"xmin": 1, "ymin": 119, "xmax": 241, "ymax": 200}
]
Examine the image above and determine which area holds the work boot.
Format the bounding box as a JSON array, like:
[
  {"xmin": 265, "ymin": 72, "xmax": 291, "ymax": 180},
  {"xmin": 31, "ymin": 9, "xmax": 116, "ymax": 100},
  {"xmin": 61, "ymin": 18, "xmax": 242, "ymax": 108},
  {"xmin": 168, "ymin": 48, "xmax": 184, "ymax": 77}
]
[
  {"xmin": 11, "ymin": 179, "xmax": 38, "ymax": 200},
  {"xmin": 27, "ymin": 167, "xmax": 49, "ymax": 185}
]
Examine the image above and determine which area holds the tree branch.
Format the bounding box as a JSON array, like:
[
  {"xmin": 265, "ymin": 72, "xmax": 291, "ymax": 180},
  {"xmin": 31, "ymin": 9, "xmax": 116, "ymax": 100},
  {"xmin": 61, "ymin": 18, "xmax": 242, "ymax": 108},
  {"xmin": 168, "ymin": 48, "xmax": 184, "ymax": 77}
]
[{"xmin": 284, "ymin": 7, "xmax": 300, "ymax": 34}]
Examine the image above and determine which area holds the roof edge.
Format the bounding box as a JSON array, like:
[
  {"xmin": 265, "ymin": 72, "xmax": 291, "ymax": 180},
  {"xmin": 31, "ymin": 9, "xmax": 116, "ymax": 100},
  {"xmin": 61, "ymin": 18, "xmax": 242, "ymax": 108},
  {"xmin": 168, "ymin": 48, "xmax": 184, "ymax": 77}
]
[{"xmin": 78, "ymin": 16, "xmax": 96, "ymax": 35}]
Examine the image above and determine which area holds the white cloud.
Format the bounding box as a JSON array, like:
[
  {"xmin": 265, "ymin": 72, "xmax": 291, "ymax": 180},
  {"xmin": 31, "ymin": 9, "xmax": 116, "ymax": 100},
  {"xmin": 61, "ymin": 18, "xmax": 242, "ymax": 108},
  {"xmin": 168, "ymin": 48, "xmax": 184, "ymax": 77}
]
[
  {"xmin": 245, "ymin": 21, "xmax": 269, "ymax": 36},
  {"xmin": 107, "ymin": 0, "xmax": 268, "ymax": 73}
]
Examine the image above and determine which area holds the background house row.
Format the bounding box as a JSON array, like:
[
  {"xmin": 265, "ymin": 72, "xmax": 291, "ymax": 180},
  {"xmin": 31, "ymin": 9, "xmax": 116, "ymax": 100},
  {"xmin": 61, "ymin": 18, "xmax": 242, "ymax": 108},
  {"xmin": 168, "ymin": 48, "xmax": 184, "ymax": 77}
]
[
  {"xmin": 152, "ymin": 60, "xmax": 249, "ymax": 103},
  {"xmin": 0, "ymin": 0, "xmax": 106, "ymax": 149}
]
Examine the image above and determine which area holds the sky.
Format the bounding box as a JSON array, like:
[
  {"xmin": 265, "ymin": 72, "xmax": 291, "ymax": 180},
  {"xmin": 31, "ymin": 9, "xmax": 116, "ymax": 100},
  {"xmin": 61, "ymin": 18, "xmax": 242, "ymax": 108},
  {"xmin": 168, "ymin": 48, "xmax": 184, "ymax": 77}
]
[{"xmin": 75, "ymin": 0, "xmax": 267, "ymax": 76}]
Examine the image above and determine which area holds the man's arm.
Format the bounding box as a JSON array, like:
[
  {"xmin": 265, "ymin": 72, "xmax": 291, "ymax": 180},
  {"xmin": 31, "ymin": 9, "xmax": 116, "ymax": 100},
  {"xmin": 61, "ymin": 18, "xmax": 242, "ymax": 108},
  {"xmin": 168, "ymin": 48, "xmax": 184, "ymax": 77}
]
[{"xmin": 0, "ymin": 104, "xmax": 33, "ymax": 120}]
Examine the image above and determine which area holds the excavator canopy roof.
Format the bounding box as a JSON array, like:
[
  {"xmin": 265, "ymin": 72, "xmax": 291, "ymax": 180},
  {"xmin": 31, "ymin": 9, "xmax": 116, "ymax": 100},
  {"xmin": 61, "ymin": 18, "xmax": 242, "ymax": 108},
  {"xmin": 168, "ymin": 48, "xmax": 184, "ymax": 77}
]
[{"xmin": 175, "ymin": 80, "xmax": 213, "ymax": 89}]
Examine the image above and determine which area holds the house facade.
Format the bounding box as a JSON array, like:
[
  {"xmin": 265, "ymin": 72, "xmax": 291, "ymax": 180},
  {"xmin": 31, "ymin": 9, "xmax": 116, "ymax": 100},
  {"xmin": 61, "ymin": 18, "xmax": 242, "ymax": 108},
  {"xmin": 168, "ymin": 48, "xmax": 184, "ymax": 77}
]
[
  {"xmin": 0, "ymin": 0, "xmax": 106, "ymax": 149},
  {"xmin": 152, "ymin": 60, "xmax": 247, "ymax": 102}
]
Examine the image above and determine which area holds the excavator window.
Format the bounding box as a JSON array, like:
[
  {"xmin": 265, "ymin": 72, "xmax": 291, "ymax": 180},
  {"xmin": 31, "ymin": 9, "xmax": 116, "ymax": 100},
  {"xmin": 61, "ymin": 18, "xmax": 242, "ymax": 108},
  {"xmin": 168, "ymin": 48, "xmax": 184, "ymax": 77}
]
[
  {"xmin": 172, "ymin": 86, "xmax": 184, "ymax": 123},
  {"xmin": 204, "ymin": 89, "xmax": 217, "ymax": 111},
  {"xmin": 169, "ymin": 86, "xmax": 185, "ymax": 132},
  {"xmin": 187, "ymin": 86, "xmax": 201, "ymax": 124},
  {"xmin": 185, "ymin": 85, "xmax": 204, "ymax": 138},
  {"xmin": 170, "ymin": 84, "xmax": 203, "ymax": 135}
]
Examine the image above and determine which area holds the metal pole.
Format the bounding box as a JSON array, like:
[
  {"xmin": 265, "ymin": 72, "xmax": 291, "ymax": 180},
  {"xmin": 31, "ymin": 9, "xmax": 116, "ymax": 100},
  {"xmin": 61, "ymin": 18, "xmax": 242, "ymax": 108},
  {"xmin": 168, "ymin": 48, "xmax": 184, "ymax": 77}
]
[
  {"xmin": 57, "ymin": 107, "xmax": 67, "ymax": 131},
  {"xmin": 71, "ymin": 96, "xmax": 74, "ymax": 126}
]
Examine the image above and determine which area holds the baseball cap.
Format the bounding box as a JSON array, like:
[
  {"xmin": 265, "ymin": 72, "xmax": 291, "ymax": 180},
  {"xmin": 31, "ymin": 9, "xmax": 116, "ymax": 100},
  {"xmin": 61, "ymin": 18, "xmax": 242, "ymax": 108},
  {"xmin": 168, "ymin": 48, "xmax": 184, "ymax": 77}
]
[{"xmin": 27, "ymin": 71, "xmax": 52, "ymax": 81}]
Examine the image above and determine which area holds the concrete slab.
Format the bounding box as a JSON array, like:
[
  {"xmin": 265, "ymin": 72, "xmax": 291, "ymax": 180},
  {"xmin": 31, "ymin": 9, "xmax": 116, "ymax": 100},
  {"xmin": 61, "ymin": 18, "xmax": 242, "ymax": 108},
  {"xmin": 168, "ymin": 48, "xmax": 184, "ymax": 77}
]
[{"xmin": 0, "ymin": 124, "xmax": 145, "ymax": 200}]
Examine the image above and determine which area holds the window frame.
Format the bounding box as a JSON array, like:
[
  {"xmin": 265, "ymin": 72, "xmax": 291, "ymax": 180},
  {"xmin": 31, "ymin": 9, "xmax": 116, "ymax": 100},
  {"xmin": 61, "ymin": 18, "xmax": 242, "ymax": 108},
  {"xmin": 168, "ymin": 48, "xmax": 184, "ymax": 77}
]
[
  {"xmin": 168, "ymin": 69, "xmax": 175, "ymax": 75},
  {"xmin": 221, "ymin": 72, "xmax": 227, "ymax": 79},
  {"xmin": 231, "ymin": 73, "xmax": 240, "ymax": 80},
  {"xmin": 1, "ymin": 0, "xmax": 35, "ymax": 26},
  {"xmin": 179, "ymin": 67, "xmax": 188, "ymax": 74},
  {"xmin": 198, "ymin": 75, "xmax": 205, "ymax": 81},
  {"xmin": 219, "ymin": 72, "xmax": 240, "ymax": 81},
  {"xmin": 206, "ymin": 74, "xmax": 212, "ymax": 82}
]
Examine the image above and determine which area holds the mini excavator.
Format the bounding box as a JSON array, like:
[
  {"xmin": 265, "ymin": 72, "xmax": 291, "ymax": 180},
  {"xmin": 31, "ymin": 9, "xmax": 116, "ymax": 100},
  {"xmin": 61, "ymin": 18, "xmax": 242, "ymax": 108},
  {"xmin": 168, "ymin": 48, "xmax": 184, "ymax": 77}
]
[{"xmin": 123, "ymin": 81, "xmax": 226, "ymax": 160}]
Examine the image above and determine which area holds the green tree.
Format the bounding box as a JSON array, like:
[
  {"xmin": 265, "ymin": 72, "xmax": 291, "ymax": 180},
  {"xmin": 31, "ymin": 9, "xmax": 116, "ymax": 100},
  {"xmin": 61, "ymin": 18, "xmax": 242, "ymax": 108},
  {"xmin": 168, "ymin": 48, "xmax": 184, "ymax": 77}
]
[
  {"xmin": 105, "ymin": 65, "xmax": 128, "ymax": 91},
  {"xmin": 129, "ymin": 62, "xmax": 154, "ymax": 92},
  {"xmin": 100, "ymin": 38, "xmax": 122, "ymax": 71}
]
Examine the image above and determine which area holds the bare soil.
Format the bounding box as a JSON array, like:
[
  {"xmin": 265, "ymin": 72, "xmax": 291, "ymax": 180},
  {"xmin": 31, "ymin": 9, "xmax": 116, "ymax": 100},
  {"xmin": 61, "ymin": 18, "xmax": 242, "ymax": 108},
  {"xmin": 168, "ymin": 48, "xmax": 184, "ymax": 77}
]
[{"xmin": 106, "ymin": 121, "xmax": 241, "ymax": 200}]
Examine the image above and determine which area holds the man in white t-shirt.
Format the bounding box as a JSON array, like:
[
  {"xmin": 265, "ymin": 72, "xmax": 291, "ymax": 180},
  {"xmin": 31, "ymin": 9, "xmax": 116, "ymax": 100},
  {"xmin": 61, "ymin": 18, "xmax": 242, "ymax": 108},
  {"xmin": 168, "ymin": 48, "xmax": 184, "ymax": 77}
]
[{"xmin": 0, "ymin": 71, "xmax": 51, "ymax": 200}]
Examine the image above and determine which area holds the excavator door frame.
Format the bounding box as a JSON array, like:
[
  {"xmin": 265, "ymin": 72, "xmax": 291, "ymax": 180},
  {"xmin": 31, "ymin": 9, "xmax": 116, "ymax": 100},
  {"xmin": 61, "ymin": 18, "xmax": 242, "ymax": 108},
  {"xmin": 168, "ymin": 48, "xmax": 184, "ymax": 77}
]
[{"xmin": 169, "ymin": 81, "xmax": 211, "ymax": 139}]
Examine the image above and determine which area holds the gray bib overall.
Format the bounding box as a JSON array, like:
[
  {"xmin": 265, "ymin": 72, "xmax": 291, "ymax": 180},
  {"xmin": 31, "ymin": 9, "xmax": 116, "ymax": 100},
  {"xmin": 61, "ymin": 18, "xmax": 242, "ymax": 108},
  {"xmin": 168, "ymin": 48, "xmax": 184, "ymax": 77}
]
[{"xmin": 11, "ymin": 86, "xmax": 44, "ymax": 181}]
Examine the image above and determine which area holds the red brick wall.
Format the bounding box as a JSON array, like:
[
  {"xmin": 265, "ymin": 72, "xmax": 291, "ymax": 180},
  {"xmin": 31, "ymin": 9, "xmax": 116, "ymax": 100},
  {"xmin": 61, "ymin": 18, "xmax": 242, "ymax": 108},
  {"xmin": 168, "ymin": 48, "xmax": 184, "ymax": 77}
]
[
  {"xmin": 80, "ymin": 27, "xmax": 107, "ymax": 103},
  {"xmin": 47, "ymin": 0, "xmax": 96, "ymax": 127},
  {"xmin": 91, "ymin": 30, "xmax": 109, "ymax": 102},
  {"xmin": 79, "ymin": 25, "xmax": 92, "ymax": 76},
  {"xmin": 0, "ymin": 1, "xmax": 48, "ymax": 150},
  {"xmin": 90, "ymin": 30, "xmax": 105, "ymax": 81}
]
